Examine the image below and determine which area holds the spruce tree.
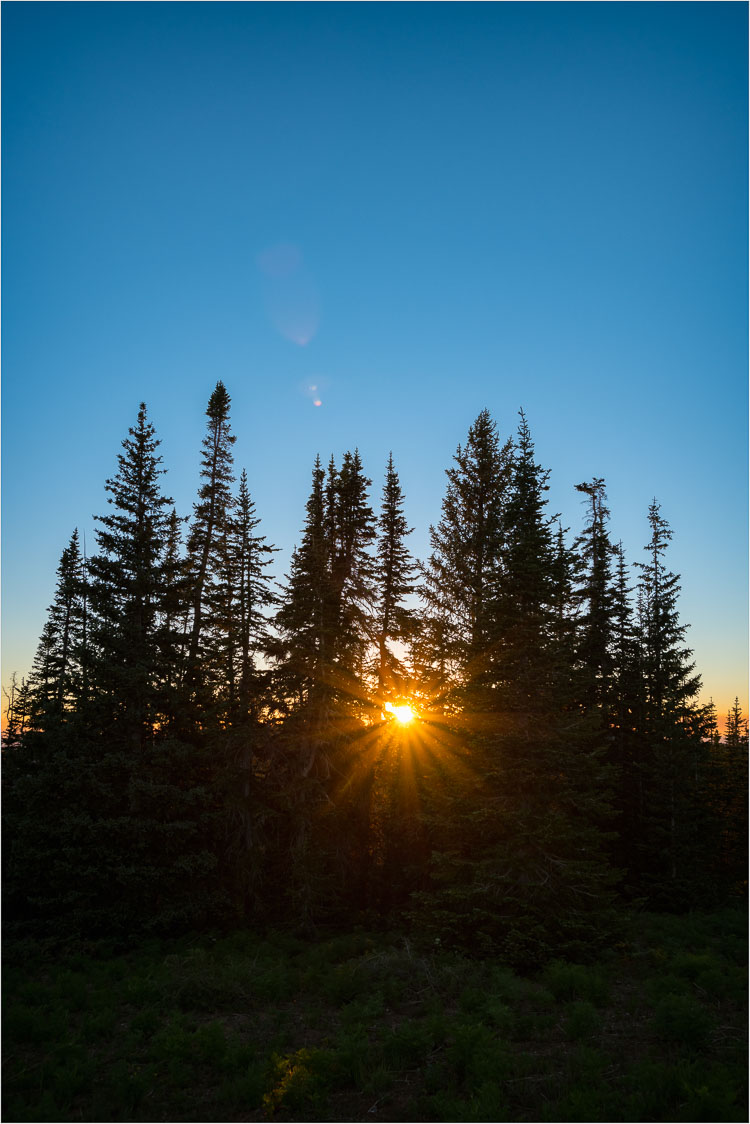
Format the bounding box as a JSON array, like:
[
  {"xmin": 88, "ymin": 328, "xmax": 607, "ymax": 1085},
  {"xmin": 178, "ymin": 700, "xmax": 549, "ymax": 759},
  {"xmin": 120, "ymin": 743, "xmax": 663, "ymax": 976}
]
[
  {"xmin": 330, "ymin": 449, "xmax": 377, "ymax": 695},
  {"xmin": 630, "ymin": 500, "xmax": 704, "ymax": 904},
  {"xmin": 87, "ymin": 404, "xmax": 174, "ymax": 748},
  {"xmin": 608, "ymin": 541, "xmax": 646, "ymax": 877},
  {"xmin": 275, "ymin": 450, "xmax": 376, "ymax": 718},
  {"xmin": 5, "ymin": 405, "xmax": 197, "ymax": 937},
  {"xmin": 374, "ymin": 454, "xmax": 416, "ymax": 698},
  {"xmin": 26, "ymin": 529, "xmax": 86, "ymax": 726},
  {"xmin": 230, "ymin": 469, "xmax": 277, "ymax": 718},
  {"xmin": 270, "ymin": 457, "xmax": 336, "ymax": 921},
  {"xmin": 725, "ymin": 696, "xmax": 749, "ymax": 747},
  {"xmin": 272, "ymin": 450, "xmax": 377, "ymax": 922},
  {"xmin": 720, "ymin": 698, "xmax": 749, "ymax": 896},
  {"xmin": 274, "ymin": 456, "xmax": 329, "ymax": 712},
  {"xmin": 573, "ymin": 479, "xmax": 616, "ymax": 711},
  {"xmin": 414, "ymin": 412, "xmax": 617, "ymax": 963},
  {"xmin": 184, "ymin": 381, "xmax": 236, "ymax": 694},
  {"xmin": 2, "ymin": 674, "xmax": 31, "ymax": 750},
  {"xmin": 418, "ymin": 409, "xmax": 511, "ymax": 707},
  {"xmin": 155, "ymin": 508, "xmax": 188, "ymax": 716}
]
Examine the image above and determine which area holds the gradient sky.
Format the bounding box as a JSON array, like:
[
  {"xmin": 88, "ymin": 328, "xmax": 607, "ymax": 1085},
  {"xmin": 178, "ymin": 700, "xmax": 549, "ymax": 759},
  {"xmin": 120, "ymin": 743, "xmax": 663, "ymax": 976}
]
[{"xmin": 3, "ymin": 2, "xmax": 747, "ymax": 723}]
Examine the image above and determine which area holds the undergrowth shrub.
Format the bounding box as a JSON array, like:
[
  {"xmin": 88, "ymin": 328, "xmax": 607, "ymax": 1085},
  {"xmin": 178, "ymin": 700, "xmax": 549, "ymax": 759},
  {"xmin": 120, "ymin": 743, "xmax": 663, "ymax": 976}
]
[
  {"xmin": 541, "ymin": 959, "xmax": 609, "ymax": 1005},
  {"xmin": 652, "ymin": 993, "xmax": 713, "ymax": 1050}
]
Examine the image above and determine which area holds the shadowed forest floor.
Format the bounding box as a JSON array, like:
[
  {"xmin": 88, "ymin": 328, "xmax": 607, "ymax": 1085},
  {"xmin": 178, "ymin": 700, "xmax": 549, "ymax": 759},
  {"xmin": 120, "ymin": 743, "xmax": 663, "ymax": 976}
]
[{"xmin": 3, "ymin": 908, "xmax": 747, "ymax": 1123}]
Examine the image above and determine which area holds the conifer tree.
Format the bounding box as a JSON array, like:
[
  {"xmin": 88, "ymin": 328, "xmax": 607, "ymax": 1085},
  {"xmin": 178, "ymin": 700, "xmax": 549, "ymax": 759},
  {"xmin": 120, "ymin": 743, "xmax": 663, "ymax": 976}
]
[
  {"xmin": 5, "ymin": 405, "xmax": 195, "ymax": 937},
  {"xmin": 374, "ymin": 454, "xmax": 416, "ymax": 698},
  {"xmin": 607, "ymin": 541, "xmax": 646, "ymax": 876},
  {"xmin": 719, "ymin": 697, "xmax": 748, "ymax": 895},
  {"xmin": 272, "ymin": 451, "xmax": 378, "ymax": 920},
  {"xmin": 330, "ymin": 449, "xmax": 377, "ymax": 692},
  {"xmin": 696, "ymin": 697, "xmax": 747, "ymax": 899},
  {"xmin": 418, "ymin": 409, "xmax": 511, "ymax": 705},
  {"xmin": 414, "ymin": 412, "xmax": 617, "ymax": 963},
  {"xmin": 27, "ymin": 529, "xmax": 86, "ymax": 725},
  {"xmin": 492, "ymin": 409, "xmax": 556, "ymax": 700},
  {"xmin": 276, "ymin": 450, "xmax": 376, "ymax": 715},
  {"xmin": 87, "ymin": 404, "xmax": 174, "ymax": 749},
  {"xmin": 2, "ymin": 674, "xmax": 31, "ymax": 750},
  {"xmin": 702, "ymin": 698, "xmax": 722, "ymax": 750},
  {"xmin": 155, "ymin": 508, "xmax": 188, "ymax": 714},
  {"xmin": 636, "ymin": 502, "xmax": 701, "ymax": 726},
  {"xmin": 274, "ymin": 456, "xmax": 329, "ymax": 711},
  {"xmin": 200, "ymin": 468, "xmax": 276, "ymax": 718},
  {"xmin": 630, "ymin": 500, "xmax": 704, "ymax": 903},
  {"xmin": 184, "ymin": 381, "xmax": 236, "ymax": 692},
  {"xmin": 725, "ymin": 696, "xmax": 749, "ymax": 747},
  {"xmin": 573, "ymin": 479, "xmax": 616, "ymax": 710},
  {"xmin": 231, "ymin": 469, "xmax": 277, "ymax": 717}
]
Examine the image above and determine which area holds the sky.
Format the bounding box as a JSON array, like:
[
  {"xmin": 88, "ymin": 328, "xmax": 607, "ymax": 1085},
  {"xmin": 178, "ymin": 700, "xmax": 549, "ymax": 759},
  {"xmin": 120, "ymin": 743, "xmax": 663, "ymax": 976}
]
[{"xmin": 2, "ymin": 2, "xmax": 747, "ymax": 723}]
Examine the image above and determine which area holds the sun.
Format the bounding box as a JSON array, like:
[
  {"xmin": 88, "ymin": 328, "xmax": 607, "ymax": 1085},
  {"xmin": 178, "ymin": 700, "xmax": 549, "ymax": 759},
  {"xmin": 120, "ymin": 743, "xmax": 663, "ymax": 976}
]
[{"xmin": 384, "ymin": 701, "xmax": 416, "ymax": 725}]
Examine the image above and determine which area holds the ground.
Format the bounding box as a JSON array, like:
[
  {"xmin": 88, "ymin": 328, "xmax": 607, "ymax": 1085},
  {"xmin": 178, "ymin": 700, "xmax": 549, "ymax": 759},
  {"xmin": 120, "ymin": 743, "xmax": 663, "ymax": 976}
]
[{"xmin": 3, "ymin": 908, "xmax": 747, "ymax": 1122}]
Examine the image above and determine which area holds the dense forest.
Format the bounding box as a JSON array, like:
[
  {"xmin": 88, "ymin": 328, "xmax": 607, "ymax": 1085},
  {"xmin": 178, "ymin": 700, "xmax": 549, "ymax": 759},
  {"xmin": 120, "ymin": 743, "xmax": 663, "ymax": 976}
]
[{"xmin": 3, "ymin": 382, "xmax": 747, "ymax": 963}]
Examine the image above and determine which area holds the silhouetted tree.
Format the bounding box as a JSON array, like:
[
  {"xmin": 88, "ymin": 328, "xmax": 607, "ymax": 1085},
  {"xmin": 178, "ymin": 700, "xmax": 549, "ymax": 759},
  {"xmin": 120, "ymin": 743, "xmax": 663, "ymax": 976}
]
[
  {"xmin": 155, "ymin": 508, "xmax": 188, "ymax": 717},
  {"xmin": 573, "ymin": 478, "xmax": 616, "ymax": 711},
  {"xmin": 413, "ymin": 413, "xmax": 617, "ymax": 964},
  {"xmin": 374, "ymin": 454, "xmax": 416, "ymax": 699},
  {"xmin": 184, "ymin": 381, "xmax": 236, "ymax": 696},
  {"xmin": 2, "ymin": 674, "xmax": 31, "ymax": 750},
  {"xmin": 629, "ymin": 500, "xmax": 704, "ymax": 904},
  {"xmin": 608, "ymin": 541, "xmax": 645, "ymax": 877},
  {"xmin": 274, "ymin": 456, "xmax": 329, "ymax": 714},
  {"xmin": 26, "ymin": 529, "xmax": 86, "ymax": 726},
  {"xmin": 725, "ymin": 696, "xmax": 749, "ymax": 747},
  {"xmin": 230, "ymin": 469, "xmax": 277, "ymax": 717},
  {"xmin": 87, "ymin": 404, "xmax": 174, "ymax": 749},
  {"xmin": 417, "ymin": 409, "xmax": 511, "ymax": 707}
]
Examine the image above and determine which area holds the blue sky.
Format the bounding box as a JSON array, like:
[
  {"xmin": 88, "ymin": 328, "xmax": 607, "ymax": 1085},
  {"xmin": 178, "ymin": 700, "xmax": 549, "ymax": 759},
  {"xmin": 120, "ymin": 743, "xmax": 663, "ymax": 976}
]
[{"xmin": 3, "ymin": 2, "xmax": 747, "ymax": 719}]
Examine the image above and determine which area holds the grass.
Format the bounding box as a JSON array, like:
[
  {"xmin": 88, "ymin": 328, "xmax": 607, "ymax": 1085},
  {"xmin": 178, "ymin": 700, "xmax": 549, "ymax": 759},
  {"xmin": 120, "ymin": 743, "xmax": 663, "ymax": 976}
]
[{"xmin": 2, "ymin": 908, "xmax": 746, "ymax": 1122}]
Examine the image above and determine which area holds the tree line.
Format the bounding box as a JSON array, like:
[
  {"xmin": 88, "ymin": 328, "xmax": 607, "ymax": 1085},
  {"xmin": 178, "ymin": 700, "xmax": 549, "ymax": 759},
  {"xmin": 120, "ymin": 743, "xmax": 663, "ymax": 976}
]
[{"xmin": 3, "ymin": 383, "xmax": 746, "ymax": 962}]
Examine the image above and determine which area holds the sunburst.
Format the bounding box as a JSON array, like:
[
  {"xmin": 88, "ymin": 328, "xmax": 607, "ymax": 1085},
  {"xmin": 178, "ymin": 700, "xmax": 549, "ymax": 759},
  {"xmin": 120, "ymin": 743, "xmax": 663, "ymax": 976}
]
[{"xmin": 383, "ymin": 700, "xmax": 416, "ymax": 725}]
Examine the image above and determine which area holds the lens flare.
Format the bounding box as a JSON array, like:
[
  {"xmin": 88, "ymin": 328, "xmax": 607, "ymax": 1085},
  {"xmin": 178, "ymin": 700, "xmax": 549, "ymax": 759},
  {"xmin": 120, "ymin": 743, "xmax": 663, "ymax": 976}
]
[{"xmin": 256, "ymin": 242, "xmax": 320, "ymax": 346}]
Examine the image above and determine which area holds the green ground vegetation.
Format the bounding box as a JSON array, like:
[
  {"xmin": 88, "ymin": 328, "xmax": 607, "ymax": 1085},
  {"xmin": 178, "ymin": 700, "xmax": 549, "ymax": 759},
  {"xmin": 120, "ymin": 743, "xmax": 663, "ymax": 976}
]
[{"xmin": 3, "ymin": 908, "xmax": 746, "ymax": 1123}]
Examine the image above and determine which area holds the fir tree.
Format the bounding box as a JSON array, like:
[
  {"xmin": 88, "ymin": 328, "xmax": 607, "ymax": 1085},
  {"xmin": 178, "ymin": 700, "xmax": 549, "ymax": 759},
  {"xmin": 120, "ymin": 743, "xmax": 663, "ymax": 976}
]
[
  {"xmin": 329, "ymin": 449, "xmax": 377, "ymax": 694},
  {"xmin": 155, "ymin": 508, "xmax": 188, "ymax": 714},
  {"xmin": 418, "ymin": 409, "xmax": 511, "ymax": 706},
  {"xmin": 491, "ymin": 409, "xmax": 556, "ymax": 702},
  {"xmin": 608, "ymin": 541, "xmax": 646, "ymax": 877},
  {"xmin": 2, "ymin": 674, "xmax": 32, "ymax": 750},
  {"xmin": 725, "ymin": 696, "xmax": 749, "ymax": 747},
  {"xmin": 573, "ymin": 479, "xmax": 616, "ymax": 711},
  {"xmin": 414, "ymin": 412, "xmax": 617, "ymax": 963},
  {"xmin": 630, "ymin": 500, "xmax": 704, "ymax": 903},
  {"xmin": 27, "ymin": 529, "xmax": 86, "ymax": 726},
  {"xmin": 200, "ymin": 467, "xmax": 276, "ymax": 718},
  {"xmin": 374, "ymin": 454, "xmax": 416, "ymax": 698},
  {"xmin": 184, "ymin": 381, "xmax": 236, "ymax": 693},
  {"xmin": 698, "ymin": 697, "xmax": 747, "ymax": 900},
  {"xmin": 719, "ymin": 697, "xmax": 748, "ymax": 896},
  {"xmin": 231, "ymin": 469, "xmax": 277, "ymax": 717},
  {"xmin": 274, "ymin": 456, "xmax": 329, "ymax": 712},
  {"xmin": 276, "ymin": 450, "xmax": 376, "ymax": 715},
  {"xmin": 87, "ymin": 404, "xmax": 174, "ymax": 749}
]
